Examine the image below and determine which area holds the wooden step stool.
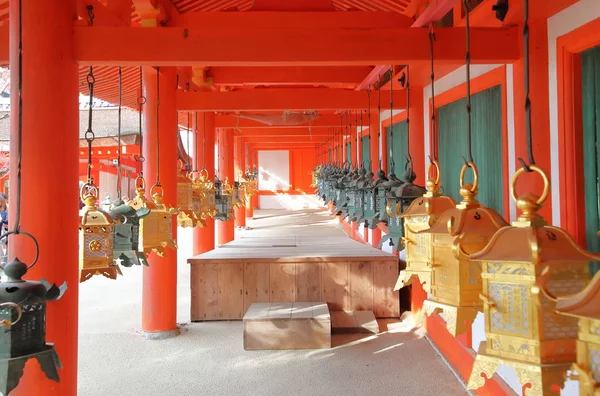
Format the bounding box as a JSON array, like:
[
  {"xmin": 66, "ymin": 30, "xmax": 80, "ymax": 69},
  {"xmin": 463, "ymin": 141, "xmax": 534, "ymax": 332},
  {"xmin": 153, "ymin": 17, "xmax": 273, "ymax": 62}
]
[{"xmin": 243, "ymin": 302, "xmax": 331, "ymax": 350}]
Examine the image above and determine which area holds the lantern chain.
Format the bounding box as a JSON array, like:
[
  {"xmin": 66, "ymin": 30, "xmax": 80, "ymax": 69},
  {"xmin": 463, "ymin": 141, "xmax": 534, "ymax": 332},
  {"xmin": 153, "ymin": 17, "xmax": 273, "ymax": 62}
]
[
  {"xmin": 356, "ymin": 110, "xmax": 359, "ymax": 169},
  {"xmin": 194, "ymin": 111, "xmax": 199, "ymax": 172},
  {"xmin": 137, "ymin": 67, "xmax": 146, "ymax": 177},
  {"xmin": 186, "ymin": 111, "xmax": 191, "ymax": 169},
  {"xmin": 464, "ymin": 0, "xmax": 474, "ymax": 164},
  {"xmin": 155, "ymin": 67, "xmax": 161, "ymax": 186},
  {"xmin": 519, "ymin": 0, "xmax": 535, "ymax": 172},
  {"xmin": 85, "ymin": 67, "xmax": 95, "ymax": 184},
  {"xmin": 380, "ymin": 77, "xmax": 388, "ymax": 173},
  {"xmin": 117, "ymin": 66, "xmax": 122, "ymax": 199},
  {"xmin": 366, "ymin": 91, "xmax": 371, "ymax": 169},
  {"xmin": 203, "ymin": 113, "xmax": 207, "ymax": 170},
  {"xmin": 404, "ymin": 66, "xmax": 412, "ymax": 170},
  {"xmin": 429, "ymin": 24, "xmax": 437, "ymax": 163}
]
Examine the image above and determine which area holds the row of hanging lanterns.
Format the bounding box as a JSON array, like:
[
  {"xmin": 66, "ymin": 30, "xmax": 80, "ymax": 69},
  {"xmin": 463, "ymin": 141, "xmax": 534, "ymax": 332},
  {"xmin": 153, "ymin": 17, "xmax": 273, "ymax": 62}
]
[{"xmin": 313, "ymin": 0, "xmax": 600, "ymax": 394}]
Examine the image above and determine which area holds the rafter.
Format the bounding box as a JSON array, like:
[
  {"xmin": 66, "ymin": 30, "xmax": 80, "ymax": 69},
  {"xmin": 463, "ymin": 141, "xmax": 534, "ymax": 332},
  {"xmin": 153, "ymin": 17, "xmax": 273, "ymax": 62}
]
[{"xmin": 215, "ymin": 114, "xmax": 353, "ymax": 129}]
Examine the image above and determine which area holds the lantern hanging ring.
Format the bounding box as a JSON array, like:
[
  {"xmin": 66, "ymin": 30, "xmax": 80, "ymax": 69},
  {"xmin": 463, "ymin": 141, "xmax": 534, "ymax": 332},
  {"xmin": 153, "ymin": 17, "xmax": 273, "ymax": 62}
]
[
  {"xmin": 459, "ymin": 161, "xmax": 479, "ymax": 193},
  {"xmin": 427, "ymin": 160, "xmax": 441, "ymax": 186},
  {"xmin": 510, "ymin": 165, "xmax": 550, "ymax": 205},
  {"xmin": 135, "ymin": 175, "xmax": 146, "ymax": 190},
  {"xmin": 0, "ymin": 302, "xmax": 22, "ymax": 327},
  {"xmin": 151, "ymin": 182, "xmax": 164, "ymax": 197},
  {"xmin": 0, "ymin": 230, "xmax": 40, "ymax": 270}
]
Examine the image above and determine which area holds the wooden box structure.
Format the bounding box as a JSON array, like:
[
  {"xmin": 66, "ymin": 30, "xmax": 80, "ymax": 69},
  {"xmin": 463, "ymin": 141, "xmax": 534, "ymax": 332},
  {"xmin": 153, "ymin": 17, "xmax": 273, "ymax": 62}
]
[
  {"xmin": 188, "ymin": 236, "xmax": 399, "ymax": 321},
  {"xmin": 243, "ymin": 302, "xmax": 331, "ymax": 350}
]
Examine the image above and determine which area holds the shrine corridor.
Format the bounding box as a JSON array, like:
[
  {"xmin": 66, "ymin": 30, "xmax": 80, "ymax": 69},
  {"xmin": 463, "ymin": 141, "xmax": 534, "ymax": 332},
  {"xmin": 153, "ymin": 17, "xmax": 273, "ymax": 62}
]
[{"xmin": 78, "ymin": 209, "xmax": 467, "ymax": 396}]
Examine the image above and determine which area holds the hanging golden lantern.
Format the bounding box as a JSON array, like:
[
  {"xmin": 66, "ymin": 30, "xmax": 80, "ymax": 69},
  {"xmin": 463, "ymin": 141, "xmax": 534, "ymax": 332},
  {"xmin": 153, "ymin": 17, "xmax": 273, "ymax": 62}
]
[
  {"xmin": 418, "ymin": 162, "xmax": 508, "ymax": 335},
  {"xmin": 191, "ymin": 169, "xmax": 217, "ymax": 220},
  {"xmin": 393, "ymin": 161, "xmax": 456, "ymax": 292},
  {"xmin": 79, "ymin": 184, "xmax": 121, "ymax": 282},
  {"xmin": 555, "ymin": 270, "xmax": 600, "ymax": 396},
  {"xmin": 467, "ymin": 166, "xmax": 594, "ymax": 395},
  {"xmin": 127, "ymin": 177, "xmax": 178, "ymax": 257},
  {"xmin": 176, "ymin": 163, "xmax": 204, "ymax": 228}
]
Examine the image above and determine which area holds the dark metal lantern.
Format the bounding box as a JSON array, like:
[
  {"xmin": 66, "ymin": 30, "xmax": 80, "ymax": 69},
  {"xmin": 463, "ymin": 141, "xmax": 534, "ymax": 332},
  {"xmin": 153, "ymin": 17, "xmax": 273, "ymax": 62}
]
[
  {"xmin": 109, "ymin": 199, "xmax": 150, "ymax": 267},
  {"xmin": 0, "ymin": 256, "xmax": 66, "ymax": 395},
  {"xmin": 214, "ymin": 177, "xmax": 233, "ymax": 221}
]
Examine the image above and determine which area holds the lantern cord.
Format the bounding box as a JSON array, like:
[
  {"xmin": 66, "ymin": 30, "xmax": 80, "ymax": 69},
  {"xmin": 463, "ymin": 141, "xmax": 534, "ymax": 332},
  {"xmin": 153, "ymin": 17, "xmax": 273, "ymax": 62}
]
[
  {"xmin": 216, "ymin": 127, "xmax": 220, "ymax": 177},
  {"xmin": 356, "ymin": 110, "xmax": 359, "ymax": 169},
  {"xmin": 404, "ymin": 66, "xmax": 412, "ymax": 170},
  {"xmin": 464, "ymin": 0, "xmax": 474, "ymax": 164},
  {"xmin": 116, "ymin": 66, "xmax": 122, "ymax": 199},
  {"xmin": 85, "ymin": 66, "xmax": 95, "ymax": 184},
  {"xmin": 429, "ymin": 23, "xmax": 437, "ymax": 163},
  {"xmin": 155, "ymin": 67, "xmax": 161, "ymax": 185},
  {"xmin": 186, "ymin": 111, "xmax": 191, "ymax": 168},
  {"xmin": 366, "ymin": 91, "xmax": 371, "ymax": 169},
  {"xmin": 518, "ymin": 0, "xmax": 535, "ymax": 171},
  {"xmin": 137, "ymin": 67, "xmax": 146, "ymax": 177},
  {"xmin": 340, "ymin": 114, "xmax": 344, "ymax": 164},
  {"xmin": 380, "ymin": 77, "xmax": 388, "ymax": 173},
  {"xmin": 194, "ymin": 111, "xmax": 199, "ymax": 172},
  {"xmin": 203, "ymin": 112, "xmax": 207, "ymax": 170}
]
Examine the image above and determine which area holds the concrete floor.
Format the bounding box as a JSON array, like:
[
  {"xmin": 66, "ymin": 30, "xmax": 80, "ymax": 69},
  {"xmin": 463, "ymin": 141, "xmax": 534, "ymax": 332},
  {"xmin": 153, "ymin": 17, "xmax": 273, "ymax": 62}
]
[{"xmin": 78, "ymin": 209, "xmax": 468, "ymax": 396}]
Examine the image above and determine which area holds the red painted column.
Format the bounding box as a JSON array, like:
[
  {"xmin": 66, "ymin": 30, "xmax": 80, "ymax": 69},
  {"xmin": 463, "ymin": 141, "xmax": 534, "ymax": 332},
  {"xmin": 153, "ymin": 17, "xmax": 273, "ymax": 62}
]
[
  {"xmin": 370, "ymin": 107, "xmax": 382, "ymax": 247},
  {"xmin": 217, "ymin": 129, "xmax": 235, "ymax": 244},
  {"xmin": 141, "ymin": 67, "xmax": 178, "ymax": 338},
  {"xmin": 10, "ymin": 1, "xmax": 79, "ymax": 395},
  {"xmin": 234, "ymin": 136, "xmax": 246, "ymax": 227},
  {"xmin": 193, "ymin": 112, "xmax": 215, "ymax": 256}
]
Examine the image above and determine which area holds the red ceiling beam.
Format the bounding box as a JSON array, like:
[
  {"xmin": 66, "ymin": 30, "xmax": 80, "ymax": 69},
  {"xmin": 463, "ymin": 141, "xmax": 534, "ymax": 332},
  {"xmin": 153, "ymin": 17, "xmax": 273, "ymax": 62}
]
[
  {"xmin": 70, "ymin": 26, "xmax": 520, "ymax": 66},
  {"xmin": 412, "ymin": 0, "xmax": 458, "ymax": 27},
  {"xmin": 250, "ymin": 0, "xmax": 336, "ymax": 11},
  {"xmin": 176, "ymin": 88, "xmax": 406, "ymax": 111},
  {"xmin": 209, "ymin": 66, "xmax": 372, "ymax": 87},
  {"xmin": 215, "ymin": 114, "xmax": 349, "ymax": 128},
  {"xmin": 242, "ymin": 136, "xmax": 328, "ymax": 143},
  {"xmin": 235, "ymin": 129, "xmax": 332, "ymax": 136}
]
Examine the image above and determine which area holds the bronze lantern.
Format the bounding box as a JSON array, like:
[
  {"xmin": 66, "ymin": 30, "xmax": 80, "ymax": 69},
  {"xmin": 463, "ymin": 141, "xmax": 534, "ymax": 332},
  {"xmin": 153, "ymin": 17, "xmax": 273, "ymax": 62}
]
[
  {"xmin": 0, "ymin": 254, "xmax": 67, "ymax": 395},
  {"xmin": 126, "ymin": 177, "xmax": 178, "ymax": 257},
  {"xmin": 467, "ymin": 166, "xmax": 593, "ymax": 395},
  {"xmin": 214, "ymin": 177, "xmax": 233, "ymax": 221},
  {"xmin": 418, "ymin": 162, "xmax": 508, "ymax": 336},
  {"xmin": 191, "ymin": 169, "xmax": 217, "ymax": 220},
  {"xmin": 394, "ymin": 161, "xmax": 456, "ymax": 292},
  {"xmin": 79, "ymin": 184, "xmax": 121, "ymax": 282},
  {"xmin": 108, "ymin": 198, "xmax": 150, "ymax": 267}
]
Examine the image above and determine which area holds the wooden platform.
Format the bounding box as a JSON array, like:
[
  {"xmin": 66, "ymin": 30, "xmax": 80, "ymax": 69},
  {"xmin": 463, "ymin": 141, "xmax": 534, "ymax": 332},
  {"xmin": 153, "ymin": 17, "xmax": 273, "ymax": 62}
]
[
  {"xmin": 243, "ymin": 302, "xmax": 331, "ymax": 350},
  {"xmin": 331, "ymin": 310, "xmax": 379, "ymax": 334},
  {"xmin": 189, "ymin": 235, "xmax": 399, "ymax": 321}
]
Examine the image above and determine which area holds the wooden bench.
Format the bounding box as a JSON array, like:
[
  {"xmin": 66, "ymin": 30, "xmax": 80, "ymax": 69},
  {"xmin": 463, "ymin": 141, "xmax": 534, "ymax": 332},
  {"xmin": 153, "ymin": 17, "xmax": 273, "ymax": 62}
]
[{"xmin": 243, "ymin": 302, "xmax": 331, "ymax": 350}]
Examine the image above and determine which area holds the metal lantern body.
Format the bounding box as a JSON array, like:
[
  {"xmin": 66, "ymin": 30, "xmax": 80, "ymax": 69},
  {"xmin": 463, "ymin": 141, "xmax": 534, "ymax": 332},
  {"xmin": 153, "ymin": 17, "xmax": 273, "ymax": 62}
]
[
  {"xmin": 342, "ymin": 169, "xmax": 360, "ymax": 221},
  {"xmin": 380, "ymin": 170, "xmax": 427, "ymax": 252},
  {"xmin": 214, "ymin": 178, "xmax": 233, "ymax": 221},
  {"xmin": 0, "ymin": 258, "xmax": 67, "ymax": 395},
  {"xmin": 418, "ymin": 163, "xmax": 509, "ymax": 336},
  {"xmin": 362, "ymin": 170, "xmax": 382, "ymax": 229},
  {"xmin": 232, "ymin": 181, "xmax": 245, "ymax": 209},
  {"xmin": 192, "ymin": 172, "xmax": 217, "ymax": 220},
  {"xmin": 127, "ymin": 183, "xmax": 178, "ymax": 257},
  {"xmin": 79, "ymin": 192, "xmax": 121, "ymax": 282},
  {"xmin": 467, "ymin": 167, "xmax": 593, "ymax": 395},
  {"xmin": 177, "ymin": 169, "xmax": 203, "ymax": 228},
  {"xmin": 333, "ymin": 168, "xmax": 349, "ymax": 216},
  {"xmin": 394, "ymin": 163, "xmax": 456, "ymax": 292},
  {"xmin": 351, "ymin": 168, "xmax": 368, "ymax": 223},
  {"xmin": 376, "ymin": 174, "xmax": 402, "ymax": 227},
  {"xmin": 555, "ymin": 273, "xmax": 600, "ymax": 396},
  {"xmin": 108, "ymin": 199, "xmax": 150, "ymax": 267}
]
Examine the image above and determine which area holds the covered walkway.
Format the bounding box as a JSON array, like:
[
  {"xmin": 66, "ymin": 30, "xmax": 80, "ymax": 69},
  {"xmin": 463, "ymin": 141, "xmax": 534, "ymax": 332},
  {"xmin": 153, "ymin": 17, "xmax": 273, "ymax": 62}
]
[{"xmin": 78, "ymin": 209, "xmax": 467, "ymax": 396}]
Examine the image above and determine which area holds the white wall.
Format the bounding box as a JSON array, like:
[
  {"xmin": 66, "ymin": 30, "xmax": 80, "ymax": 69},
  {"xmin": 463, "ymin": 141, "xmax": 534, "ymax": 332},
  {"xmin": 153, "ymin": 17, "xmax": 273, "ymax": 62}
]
[{"xmin": 258, "ymin": 150, "xmax": 290, "ymax": 191}]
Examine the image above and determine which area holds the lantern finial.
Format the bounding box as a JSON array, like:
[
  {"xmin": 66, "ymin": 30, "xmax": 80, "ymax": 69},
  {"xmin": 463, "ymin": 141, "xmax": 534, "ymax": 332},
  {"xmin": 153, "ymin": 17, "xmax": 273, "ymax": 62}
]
[
  {"xmin": 511, "ymin": 165, "xmax": 550, "ymax": 227},
  {"xmin": 456, "ymin": 162, "xmax": 480, "ymax": 209}
]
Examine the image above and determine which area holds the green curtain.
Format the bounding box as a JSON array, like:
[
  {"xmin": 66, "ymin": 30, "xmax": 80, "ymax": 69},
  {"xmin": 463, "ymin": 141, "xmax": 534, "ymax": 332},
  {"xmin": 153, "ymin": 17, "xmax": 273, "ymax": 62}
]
[
  {"xmin": 346, "ymin": 142, "xmax": 351, "ymax": 164},
  {"xmin": 437, "ymin": 85, "xmax": 504, "ymax": 215},
  {"xmin": 361, "ymin": 136, "xmax": 371, "ymax": 170},
  {"xmin": 582, "ymin": 46, "xmax": 600, "ymax": 274},
  {"xmin": 386, "ymin": 121, "xmax": 409, "ymax": 175}
]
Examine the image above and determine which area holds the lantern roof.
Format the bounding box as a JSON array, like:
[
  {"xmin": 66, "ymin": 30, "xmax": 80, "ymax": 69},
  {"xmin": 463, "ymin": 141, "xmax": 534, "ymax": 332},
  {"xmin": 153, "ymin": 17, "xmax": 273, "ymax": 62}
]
[
  {"xmin": 469, "ymin": 224, "xmax": 600, "ymax": 264},
  {"xmin": 555, "ymin": 272, "xmax": 600, "ymax": 320},
  {"xmin": 80, "ymin": 195, "xmax": 115, "ymax": 226},
  {"xmin": 0, "ymin": 258, "xmax": 66, "ymax": 305},
  {"xmin": 400, "ymin": 194, "xmax": 456, "ymax": 218}
]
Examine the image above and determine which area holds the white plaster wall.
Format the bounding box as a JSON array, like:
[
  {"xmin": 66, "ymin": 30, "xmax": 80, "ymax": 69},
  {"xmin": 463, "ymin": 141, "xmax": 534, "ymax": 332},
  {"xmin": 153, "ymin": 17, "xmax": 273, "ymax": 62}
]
[{"xmin": 258, "ymin": 150, "xmax": 290, "ymax": 191}]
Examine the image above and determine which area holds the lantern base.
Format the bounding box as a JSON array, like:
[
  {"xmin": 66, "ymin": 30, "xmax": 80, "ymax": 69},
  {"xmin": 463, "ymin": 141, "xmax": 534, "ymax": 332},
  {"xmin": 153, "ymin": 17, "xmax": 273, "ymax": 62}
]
[
  {"xmin": 0, "ymin": 343, "xmax": 61, "ymax": 395},
  {"xmin": 142, "ymin": 328, "xmax": 180, "ymax": 340},
  {"xmin": 419, "ymin": 300, "xmax": 479, "ymax": 336},
  {"xmin": 115, "ymin": 251, "xmax": 148, "ymax": 267},
  {"xmin": 467, "ymin": 342, "xmax": 570, "ymax": 395},
  {"xmin": 394, "ymin": 270, "xmax": 431, "ymax": 293},
  {"xmin": 177, "ymin": 211, "xmax": 205, "ymax": 228},
  {"xmin": 80, "ymin": 265, "xmax": 123, "ymax": 283}
]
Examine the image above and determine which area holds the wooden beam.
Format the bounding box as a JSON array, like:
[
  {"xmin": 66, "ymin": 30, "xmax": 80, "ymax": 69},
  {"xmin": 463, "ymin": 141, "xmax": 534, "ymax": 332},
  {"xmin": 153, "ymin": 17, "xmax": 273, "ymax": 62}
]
[
  {"xmin": 242, "ymin": 136, "xmax": 327, "ymax": 143},
  {"xmin": 210, "ymin": 66, "xmax": 372, "ymax": 87},
  {"xmin": 215, "ymin": 114, "xmax": 348, "ymax": 129},
  {"xmin": 236, "ymin": 129, "xmax": 332, "ymax": 136},
  {"xmin": 71, "ymin": 26, "xmax": 520, "ymax": 66},
  {"xmin": 177, "ymin": 89, "xmax": 406, "ymax": 111}
]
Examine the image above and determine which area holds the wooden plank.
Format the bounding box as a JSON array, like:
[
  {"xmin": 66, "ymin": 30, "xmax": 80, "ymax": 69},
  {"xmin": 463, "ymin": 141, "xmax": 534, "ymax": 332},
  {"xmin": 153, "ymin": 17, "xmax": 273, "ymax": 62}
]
[
  {"xmin": 373, "ymin": 260, "xmax": 400, "ymax": 318},
  {"xmin": 295, "ymin": 263, "xmax": 321, "ymax": 302},
  {"xmin": 218, "ymin": 262, "xmax": 244, "ymax": 320},
  {"xmin": 291, "ymin": 302, "xmax": 315, "ymax": 319},
  {"xmin": 191, "ymin": 263, "xmax": 219, "ymax": 321},
  {"xmin": 243, "ymin": 262, "xmax": 270, "ymax": 314},
  {"xmin": 348, "ymin": 261, "xmax": 374, "ymax": 311},
  {"xmin": 270, "ymin": 263, "xmax": 296, "ymax": 302},
  {"xmin": 321, "ymin": 262, "xmax": 349, "ymax": 311},
  {"xmin": 244, "ymin": 319, "xmax": 331, "ymax": 350},
  {"xmin": 330, "ymin": 310, "xmax": 379, "ymax": 334}
]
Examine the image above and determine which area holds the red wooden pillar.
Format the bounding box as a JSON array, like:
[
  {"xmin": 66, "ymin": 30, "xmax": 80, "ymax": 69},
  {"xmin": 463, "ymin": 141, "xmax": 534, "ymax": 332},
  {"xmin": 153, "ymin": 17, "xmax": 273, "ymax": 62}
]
[
  {"xmin": 244, "ymin": 141, "xmax": 254, "ymax": 219},
  {"xmin": 10, "ymin": 1, "xmax": 79, "ymax": 395},
  {"xmin": 370, "ymin": 107, "xmax": 382, "ymax": 248},
  {"xmin": 234, "ymin": 136, "xmax": 246, "ymax": 228},
  {"xmin": 193, "ymin": 112, "xmax": 215, "ymax": 256},
  {"xmin": 217, "ymin": 129, "xmax": 235, "ymax": 244},
  {"xmin": 141, "ymin": 66, "xmax": 178, "ymax": 339}
]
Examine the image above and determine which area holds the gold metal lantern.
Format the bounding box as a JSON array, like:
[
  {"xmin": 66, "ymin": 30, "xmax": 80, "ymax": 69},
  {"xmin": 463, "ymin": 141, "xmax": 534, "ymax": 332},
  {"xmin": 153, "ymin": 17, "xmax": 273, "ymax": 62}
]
[
  {"xmin": 177, "ymin": 165, "xmax": 204, "ymax": 228},
  {"xmin": 555, "ymin": 271, "xmax": 600, "ymax": 396},
  {"xmin": 127, "ymin": 177, "xmax": 178, "ymax": 257},
  {"xmin": 192, "ymin": 169, "xmax": 217, "ymax": 219},
  {"xmin": 467, "ymin": 166, "xmax": 593, "ymax": 396},
  {"xmin": 79, "ymin": 184, "xmax": 121, "ymax": 282},
  {"xmin": 418, "ymin": 162, "xmax": 509, "ymax": 335},
  {"xmin": 394, "ymin": 161, "xmax": 456, "ymax": 293}
]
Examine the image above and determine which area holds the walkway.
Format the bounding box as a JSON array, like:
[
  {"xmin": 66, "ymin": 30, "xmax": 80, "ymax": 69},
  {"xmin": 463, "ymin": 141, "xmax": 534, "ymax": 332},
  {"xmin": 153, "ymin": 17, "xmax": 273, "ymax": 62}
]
[{"xmin": 78, "ymin": 209, "xmax": 468, "ymax": 396}]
